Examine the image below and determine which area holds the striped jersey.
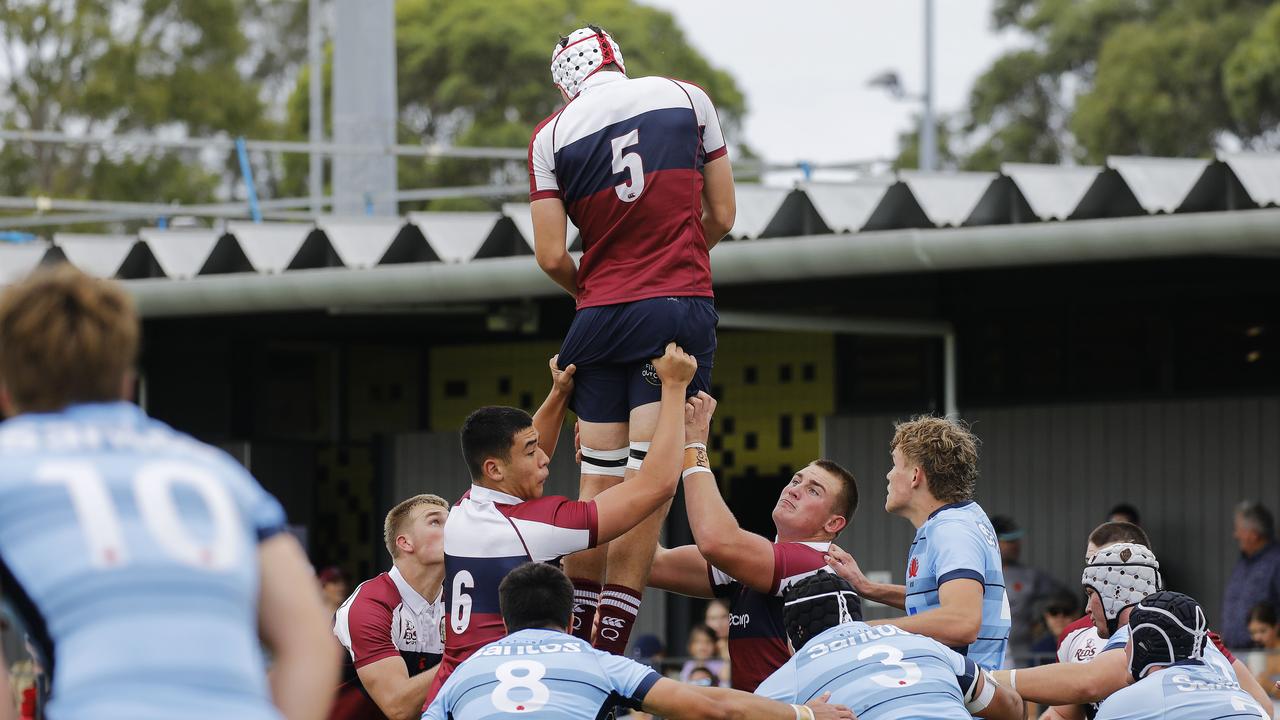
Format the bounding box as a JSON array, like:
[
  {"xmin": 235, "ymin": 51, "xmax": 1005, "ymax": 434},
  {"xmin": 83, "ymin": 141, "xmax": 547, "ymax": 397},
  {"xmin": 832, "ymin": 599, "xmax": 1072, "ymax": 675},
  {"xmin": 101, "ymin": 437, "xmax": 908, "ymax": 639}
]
[
  {"xmin": 709, "ymin": 541, "xmax": 838, "ymax": 691},
  {"xmin": 755, "ymin": 622, "xmax": 980, "ymax": 720},
  {"xmin": 904, "ymin": 500, "xmax": 1010, "ymax": 669},
  {"xmin": 422, "ymin": 628, "xmax": 658, "ymax": 719},
  {"xmin": 0, "ymin": 402, "xmax": 287, "ymax": 720},
  {"xmin": 528, "ymin": 72, "xmax": 727, "ymax": 309},
  {"xmin": 331, "ymin": 566, "xmax": 444, "ymax": 718},
  {"xmin": 425, "ymin": 485, "xmax": 598, "ymax": 706},
  {"xmin": 1095, "ymin": 661, "xmax": 1269, "ymax": 720}
]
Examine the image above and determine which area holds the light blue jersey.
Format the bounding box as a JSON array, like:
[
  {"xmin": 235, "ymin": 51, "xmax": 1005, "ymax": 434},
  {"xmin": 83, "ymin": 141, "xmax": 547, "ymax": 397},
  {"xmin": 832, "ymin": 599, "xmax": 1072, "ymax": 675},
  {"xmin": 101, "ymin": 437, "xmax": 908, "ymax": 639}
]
[
  {"xmin": 0, "ymin": 403, "xmax": 287, "ymax": 720},
  {"xmin": 1104, "ymin": 625, "xmax": 1237, "ymax": 679},
  {"xmin": 904, "ymin": 500, "xmax": 1010, "ymax": 669},
  {"xmin": 1095, "ymin": 661, "xmax": 1269, "ymax": 719},
  {"xmin": 422, "ymin": 628, "xmax": 659, "ymax": 719},
  {"xmin": 755, "ymin": 622, "xmax": 979, "ymax": 720}
]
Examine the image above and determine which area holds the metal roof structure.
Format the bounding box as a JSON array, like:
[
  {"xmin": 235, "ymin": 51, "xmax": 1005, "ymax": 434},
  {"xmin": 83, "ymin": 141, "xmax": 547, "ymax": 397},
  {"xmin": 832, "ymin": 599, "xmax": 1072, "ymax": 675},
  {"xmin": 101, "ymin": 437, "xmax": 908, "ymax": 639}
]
[{"xmin": 1, "ymin": 153, "xmax": 1277, "ymax": 314}]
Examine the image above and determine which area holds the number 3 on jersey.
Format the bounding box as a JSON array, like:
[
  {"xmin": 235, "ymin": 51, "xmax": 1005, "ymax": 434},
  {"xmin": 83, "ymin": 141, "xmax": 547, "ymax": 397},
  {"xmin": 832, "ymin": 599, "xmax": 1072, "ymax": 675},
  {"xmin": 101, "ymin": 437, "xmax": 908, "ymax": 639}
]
[{"xmin": 611, "ymin": 129, "xmax": 644, "ymax": 202}]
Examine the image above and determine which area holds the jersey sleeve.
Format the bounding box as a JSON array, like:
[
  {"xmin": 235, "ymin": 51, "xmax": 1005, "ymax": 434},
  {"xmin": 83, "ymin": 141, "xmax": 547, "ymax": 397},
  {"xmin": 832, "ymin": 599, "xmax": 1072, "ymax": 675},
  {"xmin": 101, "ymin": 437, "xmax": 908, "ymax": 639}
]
[
  {"xmin": 1102, "ymin": 626, "xmax": 1128, "ymax": 653},
  {"xmin": 929, "ymin": 519, "xmax": 989, "ymax": 587},
  {"xmin": 528, "ymin": 113, "xmax": 561, "ymax": 201},
  {"xmin": 676, "ymin": 81, "xmax": 727, "ymax": 163},
  {"xmin": 596, "ymin": 651, "xmax": 662, "ymax": 706},
  {"xmin": 771, "ymin": 543, "xmax": 829, "ymax": 595},
  {"xmin": 708, "ymin": 563, "xmax": 739, "ymax": 599},
  {"xmin": 337, "ymin": 591, "xmax": 399, "ymax": 669},
  {"xmin": 506, "ymin": 496, "xmax": 598, "ymax": 561},
  {"xmin": 753, "ymin": 661, "xmax": 798, "ymax": 702}
]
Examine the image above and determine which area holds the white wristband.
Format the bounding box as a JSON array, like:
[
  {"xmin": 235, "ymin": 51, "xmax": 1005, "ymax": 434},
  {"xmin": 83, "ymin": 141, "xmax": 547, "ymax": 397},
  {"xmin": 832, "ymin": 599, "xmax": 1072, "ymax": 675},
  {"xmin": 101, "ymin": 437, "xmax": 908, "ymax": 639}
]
[
  {"xmin": 682, "ymin": 466, "xmax": 713, "ymax": 479},
  {"xmin": 1008, "ymin": 668, "xmax": 1017, "ymax": 693},
  {"xmin": 684, "ymin": 442, "xmax": 707, "ymax": 450},
  {"xmin": 791, "ymin": 705, "xmax": 815, "ymax": 720}
]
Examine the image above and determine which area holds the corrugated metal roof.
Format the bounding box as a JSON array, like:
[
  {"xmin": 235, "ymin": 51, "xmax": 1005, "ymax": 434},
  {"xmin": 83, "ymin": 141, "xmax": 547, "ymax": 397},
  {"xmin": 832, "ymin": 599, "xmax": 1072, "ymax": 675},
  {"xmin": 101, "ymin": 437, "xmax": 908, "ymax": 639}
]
[{"xmin": 3, "ymin": 153, "xmax": 1278, "ymax": 283}]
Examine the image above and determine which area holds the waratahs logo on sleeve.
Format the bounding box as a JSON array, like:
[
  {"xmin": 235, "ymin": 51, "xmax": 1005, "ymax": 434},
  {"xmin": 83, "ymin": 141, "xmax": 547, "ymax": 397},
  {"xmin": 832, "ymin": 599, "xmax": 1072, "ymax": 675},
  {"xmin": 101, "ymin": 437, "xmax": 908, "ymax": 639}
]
[
  {"xmin": 642, "ymin": 362, "xmax": 660, "ymax": 386},
  {"xmin": 908, "ymin": 556, "xmax": 919, "ymax": 578},
  {"xmin": 978, "ymin": 521, "xmax": 997, "ymax": 548}
]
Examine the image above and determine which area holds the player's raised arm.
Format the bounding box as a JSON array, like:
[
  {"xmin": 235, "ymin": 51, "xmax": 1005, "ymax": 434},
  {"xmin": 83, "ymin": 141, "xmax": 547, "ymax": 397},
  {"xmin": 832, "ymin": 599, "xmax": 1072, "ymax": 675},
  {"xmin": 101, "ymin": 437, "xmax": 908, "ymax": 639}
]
[
  {"xmin": 258, "ymin": 533, "xmax": 342, "ymax": 720},
  {"xmin": 680, "ymin": 391, "xmax": 779, "ymax": 593},
  {"xmin": 532, "ymin": 198, "xmax": 577, "ymax": 297},
  {"xmin": 825, "ymin": 542, "xmax": 907, "ymax": 610},
  {"xmin": 649, "ymin": 544, "xmax": 716, "ymax": 598},
  {"xmin": 641, "ymin": 679, "xmax": 853, "ymax": 720},
  {"xmin": 591, "ymin": 343, "xmax": 695, "ymax": 543},
  {"xmin": 531, "ymin": 354, "xmax": 576, "ymax": 461}
]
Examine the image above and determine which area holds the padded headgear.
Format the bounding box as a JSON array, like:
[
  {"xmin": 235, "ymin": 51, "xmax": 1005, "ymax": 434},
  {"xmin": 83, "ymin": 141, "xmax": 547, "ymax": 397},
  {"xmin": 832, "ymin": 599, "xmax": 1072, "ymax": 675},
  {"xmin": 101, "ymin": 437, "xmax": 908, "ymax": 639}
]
[
  {"xmin": 1127, "ymin": 591, "xmax": 1207, "ymax": 681},
  {"xmin": 550, "ymin": 25, "xmax": 626, "ymax": 99},
  {"xmin": 782, "ymin": 572, "xmax": 862, "ymax": 652},
  {"xmin": 1081, "ymin": 542, "xmax": 1162, "ymax": 635}
]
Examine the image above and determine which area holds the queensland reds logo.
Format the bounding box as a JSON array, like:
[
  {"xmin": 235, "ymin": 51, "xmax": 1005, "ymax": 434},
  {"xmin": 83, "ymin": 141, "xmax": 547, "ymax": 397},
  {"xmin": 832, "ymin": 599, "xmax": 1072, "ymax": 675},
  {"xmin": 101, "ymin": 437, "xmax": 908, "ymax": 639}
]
[{"xmin": 908, "ymin": 557, "xmax": 919, "ymax": 578}]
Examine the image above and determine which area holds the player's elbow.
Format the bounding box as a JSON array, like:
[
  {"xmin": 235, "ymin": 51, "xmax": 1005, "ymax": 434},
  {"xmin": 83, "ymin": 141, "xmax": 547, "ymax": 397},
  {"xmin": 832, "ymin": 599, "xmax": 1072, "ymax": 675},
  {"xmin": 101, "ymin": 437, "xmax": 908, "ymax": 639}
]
[
  {"xmin": 534, "ymin": 244, "xmax": 564, "ymax": 274},
  {"xmin": 705, "ymin": 203, "xmax": 735, "ymax": 241},
  {"xmin": 938, "ymin": 612, "xmax": 981, "ymax": 646},
  {"xmin": 692, "ymin": 532, "xmax": 731, "ymax": 565}
]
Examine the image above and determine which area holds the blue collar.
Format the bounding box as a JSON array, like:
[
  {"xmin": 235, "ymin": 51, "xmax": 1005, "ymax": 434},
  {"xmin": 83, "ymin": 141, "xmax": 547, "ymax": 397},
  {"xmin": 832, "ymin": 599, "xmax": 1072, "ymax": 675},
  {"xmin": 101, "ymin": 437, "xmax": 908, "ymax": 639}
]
[
  {"xmin": 6, "ymin": 401, "xmax": 146, "ymax": 426},
  {"xmin": 927, "ymin": 500, "xmax": 975, "ymax": 521}
]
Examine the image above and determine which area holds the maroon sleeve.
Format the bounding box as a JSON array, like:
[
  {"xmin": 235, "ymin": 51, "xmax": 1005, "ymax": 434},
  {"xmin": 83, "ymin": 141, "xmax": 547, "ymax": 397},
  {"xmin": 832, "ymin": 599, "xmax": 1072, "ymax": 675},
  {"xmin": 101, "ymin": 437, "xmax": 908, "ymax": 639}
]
[
  {"xmin": 528, "ymin": 112, "xmax": 562, "ymax": 202},
  {"xmin": 1058, "ymin": 615, "xmax": 1093, "ymax": 650},
  {"xmin": 506, "ymin": 496, "xmax": 600, "ymax": 557},
  {"xmin": 347, "ymin": 592, "xmax": 398, "ymax": 669},
  {"xmin": 1208, "ymin": 630, "xmax": 1237, "ymax": 664},
  {"xmin": 770, "ymin": 543, "xmax": 828, "ymax": 595}
]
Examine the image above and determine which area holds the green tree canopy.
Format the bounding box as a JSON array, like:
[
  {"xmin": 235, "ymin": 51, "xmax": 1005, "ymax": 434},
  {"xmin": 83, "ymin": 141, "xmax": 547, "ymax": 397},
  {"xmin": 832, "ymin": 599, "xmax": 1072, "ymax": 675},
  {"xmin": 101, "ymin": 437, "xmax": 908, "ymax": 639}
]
[
  {"xmin": 0, "ymin": 0, "xmax": 297, "ymax": 208},
  {"xmin": 900, "ymin": 0, "xmax": 1280, "ymax": 170},
  {"xmin": 281, "ymin": 0, "xmax": 747, "ymax": 208}
]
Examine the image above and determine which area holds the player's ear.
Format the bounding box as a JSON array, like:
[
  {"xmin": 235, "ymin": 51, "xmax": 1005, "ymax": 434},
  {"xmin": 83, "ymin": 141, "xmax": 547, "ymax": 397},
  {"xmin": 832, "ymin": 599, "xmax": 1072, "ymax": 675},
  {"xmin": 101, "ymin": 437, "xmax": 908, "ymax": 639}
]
[
  {"xmin": 395, "ymin": 533, "xmax": 413, "ymax": 556},
  {"xmin": 824, "ymin": 514, "xmax": 847, "ymax": 536},
  {"xmin": 482, "ymin": 456, "xmax": 504, "ymax": 483}
]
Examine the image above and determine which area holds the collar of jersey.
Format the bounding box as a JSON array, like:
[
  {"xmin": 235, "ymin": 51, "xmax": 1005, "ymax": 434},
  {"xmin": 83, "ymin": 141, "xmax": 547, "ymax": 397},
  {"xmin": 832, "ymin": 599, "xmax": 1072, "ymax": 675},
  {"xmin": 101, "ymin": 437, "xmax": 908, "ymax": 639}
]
[
  {"xmin": 469, "ymin": 483, "xmax": 524, "ymax": 506},
  {"xmin": 927, "ymin": 500, "xmax": 976, "ymax": 521},
  {"xmin": 577, "ymin": 71, "xmax": 627, "ymax": 96},
  {"xmin": 503, "ymin": 627, "xmax": 566, "ymax": 643},
  {"xmin": 388, "ymin": 565, "xmax": 433, "ymax": 614},
  {"xmin": 8, "ymin": 400, "xmax": 146, "ymax": 427}
]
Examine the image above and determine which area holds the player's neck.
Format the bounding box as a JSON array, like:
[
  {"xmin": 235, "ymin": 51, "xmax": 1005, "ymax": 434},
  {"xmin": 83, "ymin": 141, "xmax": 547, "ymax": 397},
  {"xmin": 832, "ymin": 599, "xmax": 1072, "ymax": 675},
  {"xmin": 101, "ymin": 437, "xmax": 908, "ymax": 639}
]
[
  {"xmin": 394, "ymin": 556, "xmax": 445, "ymax": 602},
  {"xmin": 776, "ymin": 525, "xmax": 833, "ymax": 544},
  {"xmin": 906, "ymin": 497, "xmax": 947, "ymax": 528}
]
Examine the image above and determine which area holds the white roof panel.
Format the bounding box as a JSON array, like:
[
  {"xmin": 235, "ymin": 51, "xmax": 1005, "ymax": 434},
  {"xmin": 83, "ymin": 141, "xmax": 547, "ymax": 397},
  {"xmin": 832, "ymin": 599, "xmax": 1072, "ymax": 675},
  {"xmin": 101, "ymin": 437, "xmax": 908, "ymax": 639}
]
[
  {"xmin": 1107, "ymin": 156, "xmax": 1212, "ymax": 213},
  {"xmin": 53, "ymin": 233, "xmax": 138, "ymax": 278},
  {"xmin": 800, "ymin": 179, "xmax": 896, "ymax": 233},
  {"xmin": 1220, "ymin": 152, "xmax": 1280, "ymax": 207},
  {"xmin": 0, "ymin": 242, "xmax": 50, "ymax": 284},
  {"xmin": 408, "ymin": 211, "xmax": 501, "ymax": 263},
  {"xmin": 138, "ymin": 228, "xmax": 224, "ymax": 279},
  {"xmin": 501, "ymin": 203, "xmax": 578, "ymax": 251},
  {"xmin": 1001, "ymin": 163, "xmax": 1103, "ymax": 221},
  {"xmin": 226, "ymin": 221, "xmax": 314, "ymax": 274},
  {"xmin": 729, "ymin": 185, "xmax": 791, "ymax": 238},
  {"xmin": 315, "ymin": 215, "xmax": 406, "ymax": 269},
  {"xmin": 898, "ymin": 171, "xmax": 1000, "ymax": 226}
]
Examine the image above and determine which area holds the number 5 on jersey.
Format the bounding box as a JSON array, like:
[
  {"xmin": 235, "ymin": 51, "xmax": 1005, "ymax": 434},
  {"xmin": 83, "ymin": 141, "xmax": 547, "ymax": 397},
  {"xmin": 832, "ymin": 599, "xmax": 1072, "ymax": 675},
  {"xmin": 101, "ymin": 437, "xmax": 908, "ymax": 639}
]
[{"xmin": 611, "ymin": 129, "xmax": 644, "ymax": 202}]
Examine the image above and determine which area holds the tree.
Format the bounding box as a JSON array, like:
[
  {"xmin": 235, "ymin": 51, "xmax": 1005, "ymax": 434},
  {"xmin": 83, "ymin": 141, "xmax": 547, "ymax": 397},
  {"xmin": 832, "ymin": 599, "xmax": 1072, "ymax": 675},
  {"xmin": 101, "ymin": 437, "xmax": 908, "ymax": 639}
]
[
  {"xmin": 281, "ymin": 0, "xmax": 746, "ymax": 210},
  {"xmin": 0, "ymin": 0, "xmax": 299, "ymax": 212},
  {"xmin": 905, "ymin": 0, "xmax": 1280, "ymax": 170}
]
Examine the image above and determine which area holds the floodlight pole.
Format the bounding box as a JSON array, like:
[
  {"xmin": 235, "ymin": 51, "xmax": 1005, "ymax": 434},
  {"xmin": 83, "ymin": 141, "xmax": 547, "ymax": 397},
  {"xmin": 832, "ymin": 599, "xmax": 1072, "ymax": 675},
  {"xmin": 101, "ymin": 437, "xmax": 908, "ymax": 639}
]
[
  {"xmin": 921, "ymin": 0, "xmax": 937, "ymax": 171},
  {"xmin": 308, "ymin": 0, "xmax": 323, "ymax": 214}
]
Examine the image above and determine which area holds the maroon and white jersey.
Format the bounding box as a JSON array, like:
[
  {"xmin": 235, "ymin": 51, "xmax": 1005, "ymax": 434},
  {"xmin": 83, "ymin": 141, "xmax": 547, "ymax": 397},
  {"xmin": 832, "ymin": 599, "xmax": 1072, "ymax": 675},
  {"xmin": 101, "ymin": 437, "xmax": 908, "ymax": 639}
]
[
  {"xmin": 424, "ymin": 484, "xmax": 599, "ymax": 706},
  {"xmin": 528, "ymin": 72, "xmax": 727, "ymax": 309},
  {"xmin": 331, "ymin": 567, "xmax": 444, "ymax": 719},
  {"xmin": 708, "ymin": 541, "xmax": 837, "ymax": 692},
  {"xmin": 1057, "ymin": 614, "xmax": 1103, "ymax": 665}
]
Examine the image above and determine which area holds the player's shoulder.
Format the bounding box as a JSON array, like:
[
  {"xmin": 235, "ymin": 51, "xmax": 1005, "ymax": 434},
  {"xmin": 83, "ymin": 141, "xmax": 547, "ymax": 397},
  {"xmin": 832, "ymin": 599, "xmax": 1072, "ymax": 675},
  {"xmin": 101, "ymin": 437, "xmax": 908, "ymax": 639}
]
[
  {"xmin": 664, "ymin": 76, "xmax": 715, "ymax": 102},
  {"xmin": 1059, "ymin": 614, "xmax": 1096, "ymax": 646},
  {"xmin": 502, "ymin": 493, "xmax": 574, "ymax": 519},
  {"xmin": 530, "ymin": 107, "xmax": 565, "ymax": 143},
  {"xmin": 349, "ymin": 572, "xmax": 399, "ymax": 610}
]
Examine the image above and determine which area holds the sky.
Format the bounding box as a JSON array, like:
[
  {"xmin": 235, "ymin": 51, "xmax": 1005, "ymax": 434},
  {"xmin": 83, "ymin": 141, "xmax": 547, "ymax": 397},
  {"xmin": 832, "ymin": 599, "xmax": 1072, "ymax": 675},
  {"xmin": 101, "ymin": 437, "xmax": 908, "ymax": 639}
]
[{"xmin": 638, "ymin": 0, "xmax": 1026, "ymax": 172}]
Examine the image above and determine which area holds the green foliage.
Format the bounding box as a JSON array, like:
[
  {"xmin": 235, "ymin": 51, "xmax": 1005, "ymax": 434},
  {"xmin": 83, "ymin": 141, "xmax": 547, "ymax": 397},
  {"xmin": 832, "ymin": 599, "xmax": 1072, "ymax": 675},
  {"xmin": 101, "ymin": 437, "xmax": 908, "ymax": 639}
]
[
  {"xmin": 0, "ymin": 0, "xmax": 288, "ymax": 210},
  {"xmin": 281, "ymin": 0, "xmax": 746, "ymax": 209},
  {"xmin": 906, "ymin": 0, "xmax": 1280, "ymax": 169}
]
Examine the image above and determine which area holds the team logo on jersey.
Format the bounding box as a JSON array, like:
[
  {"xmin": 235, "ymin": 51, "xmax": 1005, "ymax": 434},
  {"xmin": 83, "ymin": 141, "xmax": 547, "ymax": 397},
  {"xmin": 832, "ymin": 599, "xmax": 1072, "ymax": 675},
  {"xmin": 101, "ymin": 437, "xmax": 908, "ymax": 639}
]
[
  {"xmin": 402, "ymin": 618, "xmax": 418, "ymax": 644},
  {"xmin": 908, "ymin": 557, "xmax": 919, "ymax": 578},
  {"xmin": 1074, "ymin": 645, "xmax": 1096, "ymax": 662},
  {"xmin": 978, "ymin": 522, "xmax": 997, "ymax": 548},
  {"xmin": 641, "ymin": 362, "xmax": 660, "ymax": 386},
  {"xmin": 439, "ymin": 616, "xmax": 447, "ymax": 645},
  {"xmin": 729, "ymin": 612, "xmax": 750, "ymax": 628}
]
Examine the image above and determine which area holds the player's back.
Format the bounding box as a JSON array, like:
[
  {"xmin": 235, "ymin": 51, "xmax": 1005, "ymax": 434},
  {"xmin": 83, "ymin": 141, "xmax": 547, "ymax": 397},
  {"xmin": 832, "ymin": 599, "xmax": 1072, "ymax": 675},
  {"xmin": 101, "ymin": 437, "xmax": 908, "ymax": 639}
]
[
  {"xmin": 1096, "ymin": 662, "xmax": 1268, "ymax": 719},
  {"xmin": 424, "ymin": 628, "xmax": 657, "ymax": 719},
  {"xmin": 0, "ymin": 402, "xmax": 285, "ymax": 720},
  {"xmin": 755, "ymin": 622, "xmax": 974, "ymax": 720}
]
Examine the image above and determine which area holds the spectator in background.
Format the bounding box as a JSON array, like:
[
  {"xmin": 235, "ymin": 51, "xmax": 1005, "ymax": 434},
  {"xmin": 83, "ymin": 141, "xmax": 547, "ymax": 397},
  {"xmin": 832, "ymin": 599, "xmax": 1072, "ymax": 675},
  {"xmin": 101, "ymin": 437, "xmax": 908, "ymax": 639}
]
[
  {"xmin": 319, "ymin": 566, "xmax": 349, "ymax": 615},
  {"xmin": 627, "ymin": 634, "xmax": 665, "ymax": 672},
  {"xmin": 1029, "ymin": 592, "xmax": 1081, "ymax": 666},
  {"xmin": 678, "ymin": 625, "xmax": 728, "ymax": 687},
  {"xmin": 685, "ymin": 667, "xmax": 716, "ymax": 687},
  {"xmin": 1224, "ymin": 501, "xmax": 1280, "ymax": 649},
  {"xmin": 1248, "ymin": 603, "xmax": 1280, "ymax": 700},
  {"xmin": 703, "ymin": 599, "xmax": 731, "ymax": 664},
  {"xmin": 1108, "ymin": 503, "xmax": 1141, "ymax": 526},
  {"xmin": 991, "ymin": 515, "xmax": 1069, "ymax": 668}
]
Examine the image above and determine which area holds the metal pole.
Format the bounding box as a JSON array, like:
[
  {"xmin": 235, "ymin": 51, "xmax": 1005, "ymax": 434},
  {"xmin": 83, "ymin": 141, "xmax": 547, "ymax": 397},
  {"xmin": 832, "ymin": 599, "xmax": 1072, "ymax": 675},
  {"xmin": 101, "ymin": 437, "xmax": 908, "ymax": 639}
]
[
  {"xmin": 308, "ymin": 0, "xmax": 323, "ymax": 214},
  {"xmin": 234, "ymin": 137, "xmax": 263, "ymax": 223},
  {"xmin": 943, "ymin": 329, "xmax": 958, "ymax": 419},
  {"xmin": 921, "ymin": 0, "xmax": 938, "ymax": 171}
]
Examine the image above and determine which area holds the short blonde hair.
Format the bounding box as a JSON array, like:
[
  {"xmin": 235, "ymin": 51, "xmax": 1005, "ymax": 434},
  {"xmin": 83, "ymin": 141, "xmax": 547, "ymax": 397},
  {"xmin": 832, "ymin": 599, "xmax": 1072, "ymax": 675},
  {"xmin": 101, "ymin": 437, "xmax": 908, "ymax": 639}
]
[
  {"xmin": 891, "ymin": 415, "xmax": 980, "ymax": 504},
  {"xmin": 0, "ymin": 265, "xmax": 138, "ymax": 413},
  {"xmin": 383, "ymin": 494, "xmax": 449, "ymax": 557}
]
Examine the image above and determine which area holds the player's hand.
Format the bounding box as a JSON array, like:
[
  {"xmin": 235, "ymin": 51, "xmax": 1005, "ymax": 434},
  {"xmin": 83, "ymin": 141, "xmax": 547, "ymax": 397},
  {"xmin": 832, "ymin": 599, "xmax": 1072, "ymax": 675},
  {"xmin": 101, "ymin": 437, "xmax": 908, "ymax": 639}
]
[
  {"xmin": 550, "ymin": 354, "xmax": 576, "ymax": 396},
  {"xmin": 806, "ymin": 692, "xmax": 855, "ymax": 719},
  {"xmin": 652, "ymin": 342, "xmax": 697, "ymax": 388},
  {"xmin": 684, "ymin": 391, "xmax": 717, "ymax": 445},
  {"xmin": 825, "ymin": 543, "xmax": 871, "ymax": 594}
]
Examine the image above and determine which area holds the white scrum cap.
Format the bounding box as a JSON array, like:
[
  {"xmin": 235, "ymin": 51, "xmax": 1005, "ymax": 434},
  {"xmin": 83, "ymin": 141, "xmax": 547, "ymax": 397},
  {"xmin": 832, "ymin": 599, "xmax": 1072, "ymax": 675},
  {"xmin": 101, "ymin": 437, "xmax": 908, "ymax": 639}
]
[{"xmin": 550, "ymin": 25, "xmax": 626, "ymax": 99}]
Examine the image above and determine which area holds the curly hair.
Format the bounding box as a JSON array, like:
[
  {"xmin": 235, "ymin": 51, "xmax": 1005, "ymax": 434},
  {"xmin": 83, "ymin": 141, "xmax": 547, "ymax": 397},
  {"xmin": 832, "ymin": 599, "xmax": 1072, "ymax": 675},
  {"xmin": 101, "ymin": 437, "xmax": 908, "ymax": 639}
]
[{"xmin": 891, "ymin": 415, "xmax": 980, "ymax": 504}]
